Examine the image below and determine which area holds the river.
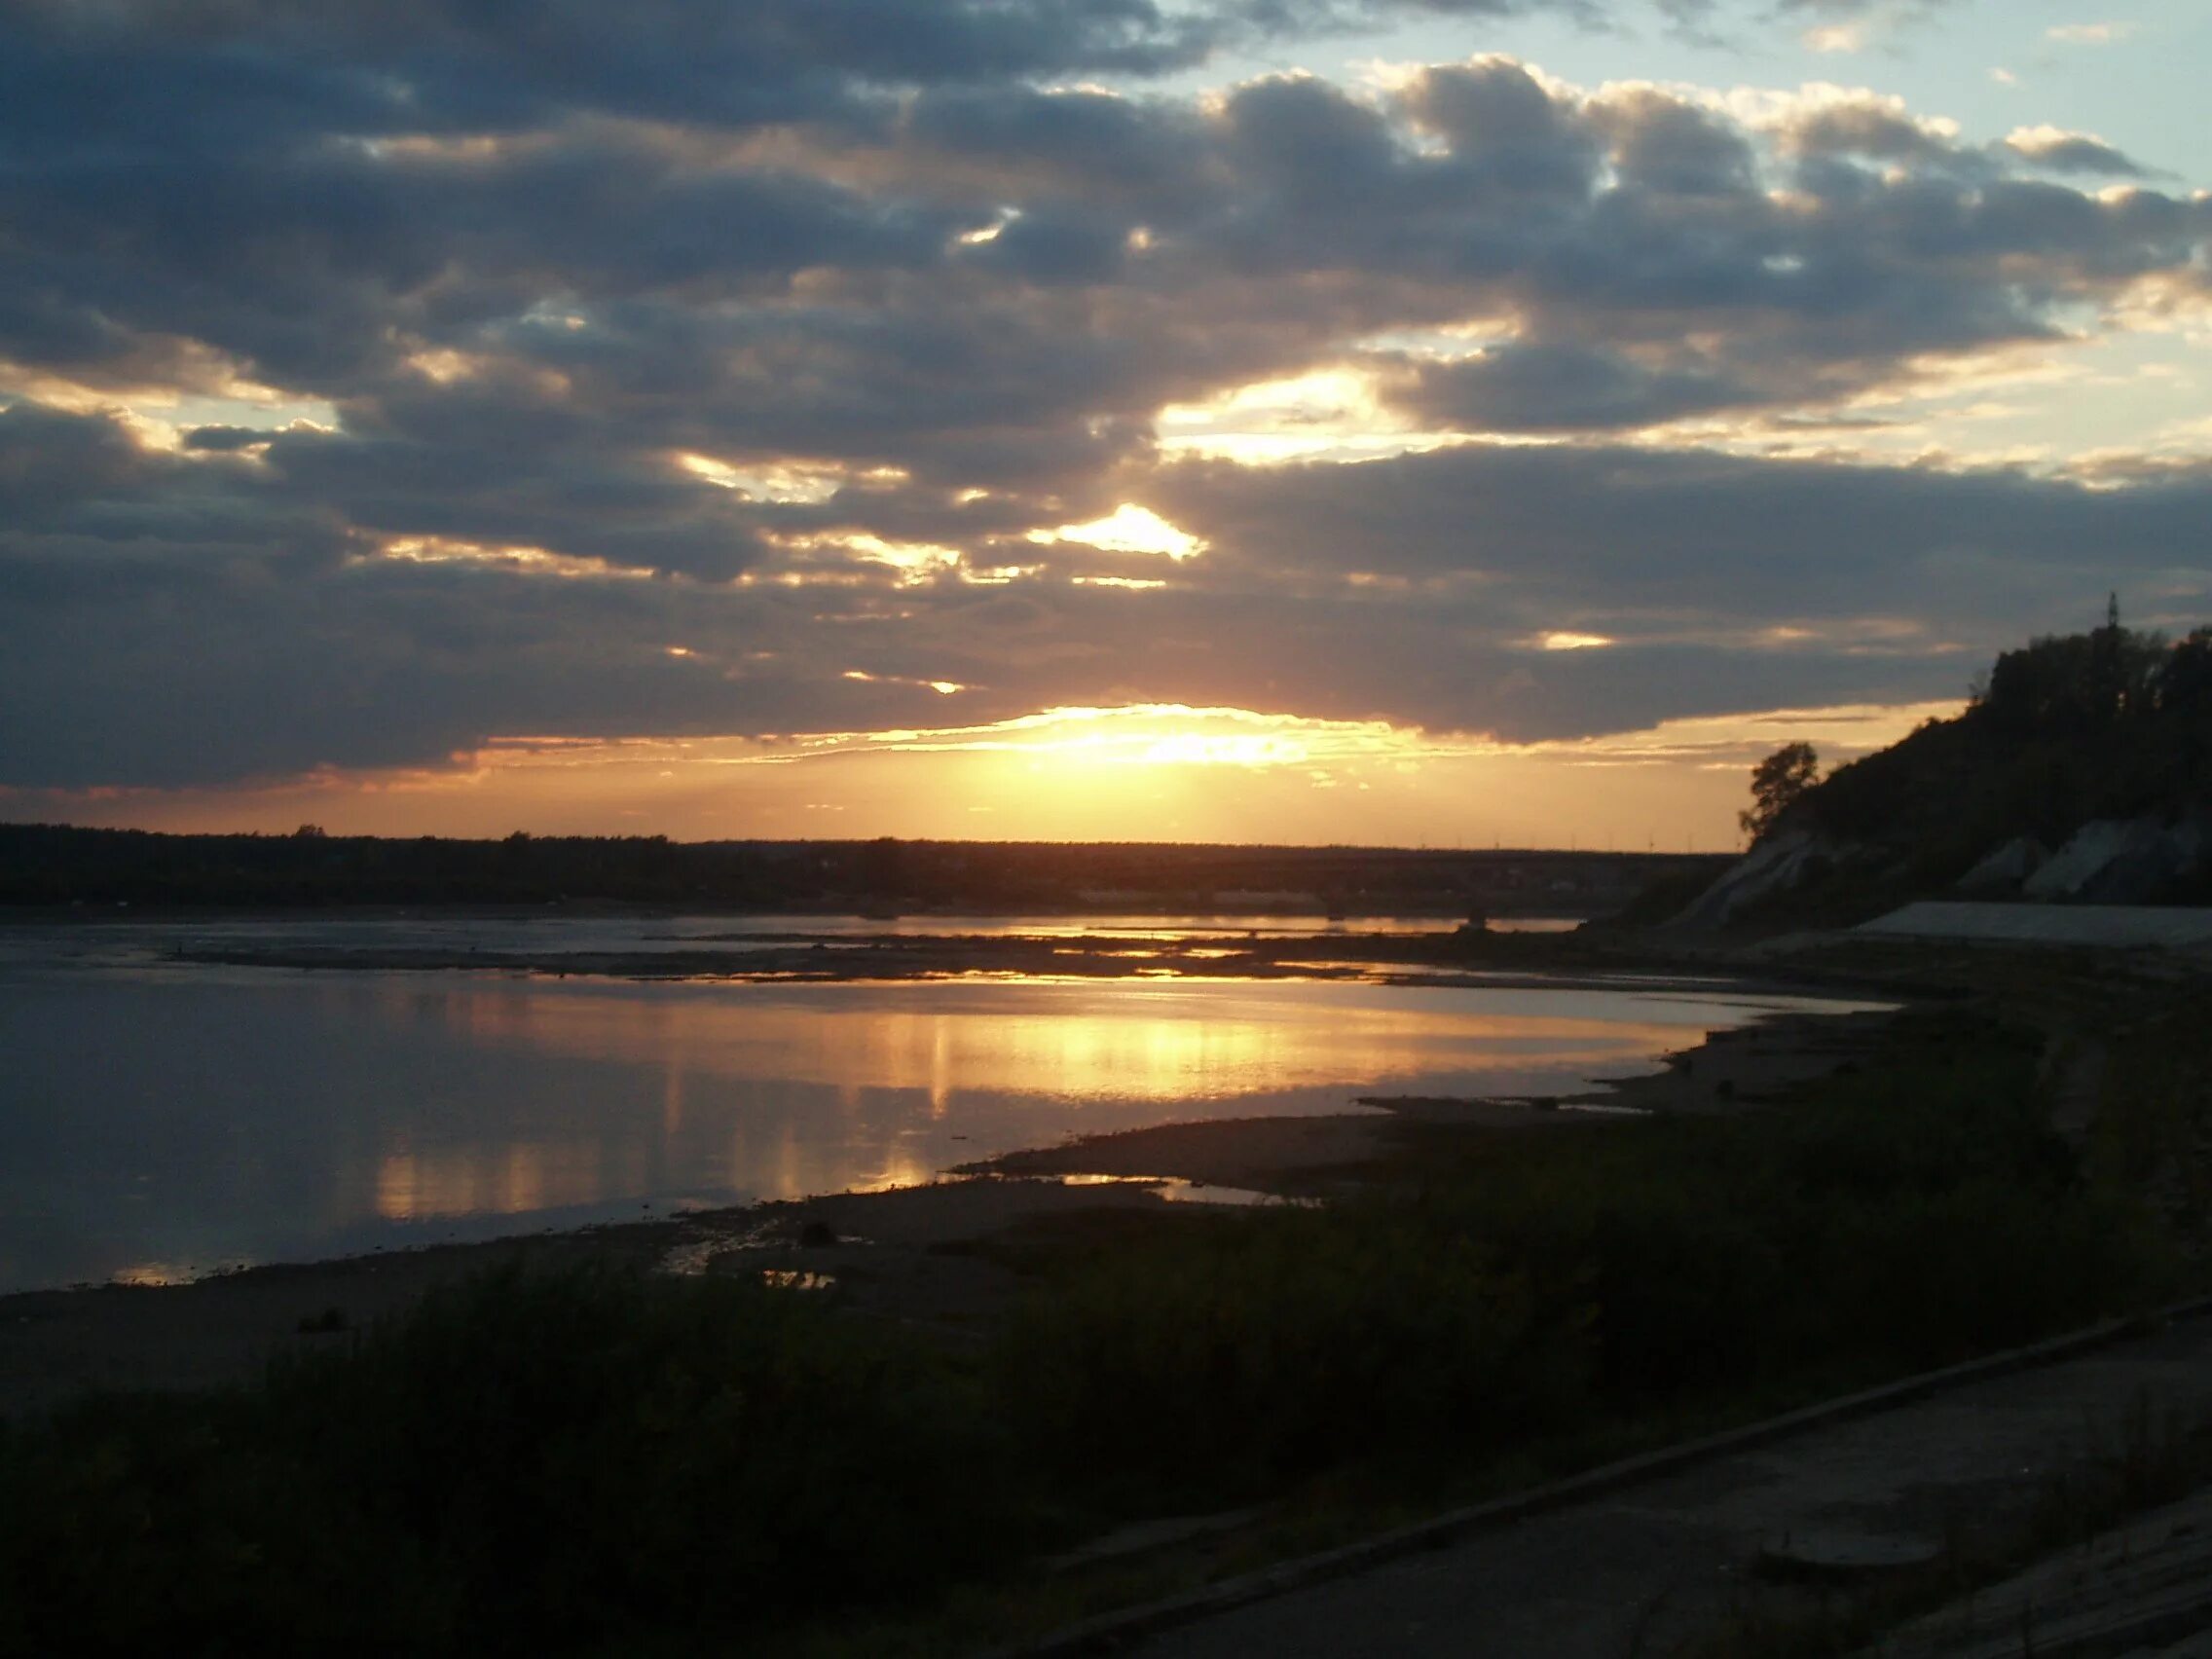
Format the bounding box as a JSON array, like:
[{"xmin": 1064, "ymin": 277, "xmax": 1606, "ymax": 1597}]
[{"xmin": 0, "ymin": 915, "xmax": 1871, "ymax": 1291}]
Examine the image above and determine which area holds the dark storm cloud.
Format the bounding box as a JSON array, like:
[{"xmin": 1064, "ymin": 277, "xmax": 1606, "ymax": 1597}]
[
  {"xmin": 0, "ymin": 0, "xmax": 1209, "ymax": 152},
  {"xmin": 1152, "ymin": 442, "xmax": 2212, "ymax": 644},
  {"xmin": 1385, "ymin": 344, "xmax": 1754, "ymax": 430},
  {"xmin": 1781, "ymin": 102, "xmax": 1969, "ymax": 168},
  {"xmin": 10, "ymin": 398, "xmax": 2212, "ymax": 787},
  {"xmin": 0, "ymin": 0, "xmax": 1613, "ymax": 171},
  {"xmin": 6, "ymin": 45, "xmax": 2199, "ymax": 432},
  {"xmin": 1659, "ymin": 0, "xmax": 1967, "ymax": 32},
  {"xmin": 260, "ymin": 429, "xmax": 778, "ymax": 580},
  {"xmin": 903, "ymin": 86, "xmax": 1210, "ymax": 199},
  {"xmin": 392, "ymin": 296, "xmax": 1176, "ymax": 493},
  {"xmin": 2004, "ymin": 132, "xmax": 2151, "ymax": 179},
  {"xmin": 0, "ymin": 401, "xmax": 147, "ymax": 517},
  {"xmin": 1399, "ymin": 57, "xmax": 1603, "ymax": 199},
  {"xmin": 3, "ymin": 6, "xmax": 2209, "ymax": 791}
]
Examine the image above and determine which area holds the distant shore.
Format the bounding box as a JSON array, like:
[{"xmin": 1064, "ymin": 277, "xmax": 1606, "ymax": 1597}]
[{"xmin": 142, "ymin": 915, "xmax": 1860, "ymax": 1000}]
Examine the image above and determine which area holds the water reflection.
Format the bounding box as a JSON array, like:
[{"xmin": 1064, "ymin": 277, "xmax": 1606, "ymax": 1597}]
[
  {"xmin": 392, "ymin": 976, "xmax": 1704, "ymax": 1106},
  {"xmin": 0, "ymin": 940, "xmax": 1874, "ymax": 1293},
  {"xmin": 374, "ymin": 1140, "xmax": 602, "ymax": 1223},
  {"xmin": 0, "ymin": 911, "xmax": 1485, "ymax": 977}
]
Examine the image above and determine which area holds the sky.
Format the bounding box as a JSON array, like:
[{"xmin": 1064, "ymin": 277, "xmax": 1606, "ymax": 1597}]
[{"xmin": 2, "ymin": 0, "xmax": 2207, "ymax": 850}]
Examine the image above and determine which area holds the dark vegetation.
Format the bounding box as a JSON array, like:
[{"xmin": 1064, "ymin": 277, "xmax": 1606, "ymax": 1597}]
[
  {"xmin": 1753, "ymin": 606, "xmax": 2212, "ymax": 903},
  {"xmin": 0, "ymin": 1271, "xmax": 1019, "ymax": 1658},
  {"xmin": 0, "ymin": 823, "xmax": 1718, "ymax": 916},
  {"xmin": 998, "ymin": 1011, "xmax": 2156, "ymax": 1504},
  {"xmin": 1738, "ymin": 740, "xmax": 1820, "ymax": 844},
  {"xmin": 1684, "ymin": 1391, "xmax": 2212, "ymax": 1659},
  {"xmin": 0, "ymin": 1009, "xmax": 2175, "ymax": 1657}
]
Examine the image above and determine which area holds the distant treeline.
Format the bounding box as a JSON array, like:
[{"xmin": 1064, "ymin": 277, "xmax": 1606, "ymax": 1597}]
[{"xmin": 0, "ymin": 823, "xmax": 1725, "ymax": 914}]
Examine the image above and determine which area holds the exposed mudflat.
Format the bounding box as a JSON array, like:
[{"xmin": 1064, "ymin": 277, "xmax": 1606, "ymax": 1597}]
[
  {"xmin": 169, "ymin": 932, "xmax": 1575, "ymax": 986},
  {"xmin": 957, "ymin": 1113, "xmax": 1409, "ymax": 1187}
]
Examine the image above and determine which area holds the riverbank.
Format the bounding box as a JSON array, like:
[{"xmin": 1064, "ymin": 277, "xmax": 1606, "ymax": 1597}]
[
  {"xmin": 4, "ymin": 910, "xmax": 1899, "ymax": 1295},
  {"xmin": 162, "ymin": 922, "xmax": 1580, "ymax": 985},
  {"xmin": 0, "ymin": 985, "xmax": 1891, "ymax": 1418},
  {"xmin": 6, "ymin": 966, "xmax": 2195, "ymax": 1657},
  {"xmin": 18, "ymin": 928, "xmax": 2209, "ymax": 1656},
  {"xmin": 11, "ymin": 903, "xmax": 1860, "ymax": 993}
]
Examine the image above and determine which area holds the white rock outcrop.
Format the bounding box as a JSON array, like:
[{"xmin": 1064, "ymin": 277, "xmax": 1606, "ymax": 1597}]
[
  {"xmin": 1952, "ymin": 836, "xmax": 2048, "ymax": 896},
  {"xmin": 1667, "ymin": 830, "xmax": 1846, "ymax": 930},
  {"xmin": 2023, "ymin": 818, "xmax": 2208, "ymax": 903}
]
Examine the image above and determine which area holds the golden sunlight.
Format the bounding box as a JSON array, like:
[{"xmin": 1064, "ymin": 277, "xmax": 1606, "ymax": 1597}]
[
  {"xmin": 1156, "ymin": 368, "xmax": 1443, "ymax": 464},
  {"xmin": 675, "ymin": 453, "xmax": 887, "ymax": 503},
  {"xmin": 1537, "ymin": 631, "xmax": 1616, "ymax": 651},
  {"xmin": 1030, "ymin": 503, "xmax": 1205, "ymax": 560},
  {"xmin": 33, "ymin": 698, "xmax": 1962, "ymax": 852}
]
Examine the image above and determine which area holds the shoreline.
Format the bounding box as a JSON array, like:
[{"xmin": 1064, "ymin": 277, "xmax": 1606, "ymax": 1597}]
[
  {"xmin": 0, "ymin": 900, "xmax": 1573, "ymax": 928},
  {"xmin": 0, "ymin": 990, "xmax": 1897, "ymax": 1419},
  {"xmin": 142, "ymin": 922, "xmax": 1860, "ymax": 1000}
]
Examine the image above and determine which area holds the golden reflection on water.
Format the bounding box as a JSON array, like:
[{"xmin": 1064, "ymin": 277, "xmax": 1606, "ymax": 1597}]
[
  {"xmin": 341, "ymin": 976, "xmax": 1750, "ymax": 1225},
  {"xmin": 854, "ymin": 1142, "xmax": 942, "ymax": 1194},
  {"xmin": 662, "ymin": 1059, "xmax": 685, "ymax": 1138},
  {"xmin": 398, "ymin": 978, "xmax": 1680, "ymax": 1108},
  {"xmin": 375, "ymin": 1139, "xmax": 607, "ymax": 1222},
  {"xmin": 9, "ymin": 946, "xmax": 1884, "ymax": 1293}
]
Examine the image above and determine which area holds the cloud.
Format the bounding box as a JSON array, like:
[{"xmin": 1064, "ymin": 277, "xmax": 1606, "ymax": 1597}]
[
  {"xmin": 2, "ymin": 16, "xmax": 2208, "ymax": 796},
  {"xmin": 2045, "ymin": 21, "xmax": 2135, "ymax": 46},
  {"xmin": 8, "ymin": 398, "xmax": 2212, "ymax": 787},
  {"xmin": 7, "ymin": 49, "xmax": 2201, "ymax": 457},
  {"xmin": 1802, "ymin": 24, "xmax": 1865, "ymax": 54},
  {"xmin": 0, "ymin": 0, "xmax": 1233, "ymax": 151},
  {"xmin": 1380, "ymin": 343, "xmax": 1756, "ymax": 431},
  {"xmin": 2004, "ymin": 126, "xmax": 2148, "ymax": 177}
]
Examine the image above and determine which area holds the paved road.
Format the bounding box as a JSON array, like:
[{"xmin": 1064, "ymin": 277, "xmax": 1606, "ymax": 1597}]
[{"xmin": 1117, "ymin": 1312, "xmax": 2212, "ymax": 1659}]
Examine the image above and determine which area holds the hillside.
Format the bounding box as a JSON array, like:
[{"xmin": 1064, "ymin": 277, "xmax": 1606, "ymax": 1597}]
[{"xmin": 1679, "ymin": 609, "xmax": 2212, "ymax": 928}]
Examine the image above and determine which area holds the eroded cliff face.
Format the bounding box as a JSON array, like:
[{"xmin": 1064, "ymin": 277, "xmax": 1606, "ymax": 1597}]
[
  {"xmin": 1666, "ymin": 829, "xmax": 1848, "ymax": 930},
  {"xmin": 2018, "ymin": 818, "xmax": 2212, "ymax": 903},
  {"xmin": 1663, "ymin": 619, "xmax": 2212, "ymax": 933},
  {"xmin": 1666, "ymin": 813, "xmax": 2212, "ymax": 934}
]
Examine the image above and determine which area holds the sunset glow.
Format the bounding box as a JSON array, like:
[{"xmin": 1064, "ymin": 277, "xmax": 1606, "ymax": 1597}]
[
  {"xmin": 0, "ymin": 0, "xmax": 2205, "ymax": 847},
  {"xmin": 9, "ymin": 698, "xmax": 1960, "ymax": 851},
  {"xmin": 1030, "ymin": 504, "xmax": 1206, "ymax": 560}
]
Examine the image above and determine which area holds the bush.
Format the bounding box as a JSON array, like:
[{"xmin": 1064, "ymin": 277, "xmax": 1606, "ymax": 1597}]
[
  {"xmin": 0, "ymin": 1015, "xmax": 2174, "ymax": 1652},
  {"xmin": 0, "ymin": 1266, "xmax": 1026, "ymax": 1656},
  {"xmin": 991, "ymin": 1021, "xmax": 2164, "ymax": 1505},
  {"xmin": 994, "ymin": 1201, "xmax": 1590, "ymax": 1502}
]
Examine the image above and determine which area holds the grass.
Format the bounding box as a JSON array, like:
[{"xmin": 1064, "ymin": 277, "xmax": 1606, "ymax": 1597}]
[
  {"xmin": 0, "ymin": 1004, "xmax": 2191, "ymax": 1656},
  {"xmin": 0, "ymin": 1268, "xmax": 1036, "ymax": 1657},
  {"xmin": 1677, "ymin": 1387, "xmax": 2212, "ymax": 1659},
  {"xmin": 989, "ymin": 1010, "xmax": 2166, "ymax": 1509}
]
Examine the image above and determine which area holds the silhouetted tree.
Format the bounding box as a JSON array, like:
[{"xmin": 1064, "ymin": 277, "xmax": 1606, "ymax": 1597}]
[
  {"xmin": 1976, "ymin": 598, "xmax": 2164, "ymax": 736},
  {"xmin": 1740, "ymin": 742, "xmax": 1820, "ymax": 844}
]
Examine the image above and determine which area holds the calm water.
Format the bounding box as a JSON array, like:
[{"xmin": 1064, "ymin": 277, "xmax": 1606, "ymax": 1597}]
[{"xmin": 0, "ymin": 917, "xmax": 1867, "ymax": 1292}]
